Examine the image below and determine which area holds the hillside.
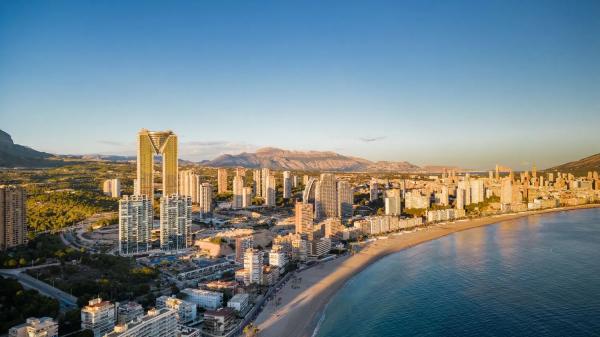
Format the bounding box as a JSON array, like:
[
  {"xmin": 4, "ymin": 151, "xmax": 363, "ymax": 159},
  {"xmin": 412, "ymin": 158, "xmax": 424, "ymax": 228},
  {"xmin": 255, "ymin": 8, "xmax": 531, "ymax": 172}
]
[
  {"xmin": 204, "ymin": 147, "xmax": 423, "ymax": 172},
  {"xmin": 0, "ymin": 130, "xmax": 62, "ymax": 168},
  {"xmin": 546, "ymin": 153, "xmax": 600, "ymax": 175}
]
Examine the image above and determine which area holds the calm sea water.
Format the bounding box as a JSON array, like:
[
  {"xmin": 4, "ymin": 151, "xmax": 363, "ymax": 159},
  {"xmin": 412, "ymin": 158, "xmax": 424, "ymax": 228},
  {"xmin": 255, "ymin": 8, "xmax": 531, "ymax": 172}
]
[{"xmin": 315, "ymin": 209, "xmax": 600, "ymax": 337}]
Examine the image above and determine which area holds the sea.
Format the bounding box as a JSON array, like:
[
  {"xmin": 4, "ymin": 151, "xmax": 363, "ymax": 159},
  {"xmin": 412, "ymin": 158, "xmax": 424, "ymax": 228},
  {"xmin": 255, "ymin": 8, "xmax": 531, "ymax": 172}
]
[{"xmin": 314, "ymin": 208, "xmax": 600, "ymax": 337}]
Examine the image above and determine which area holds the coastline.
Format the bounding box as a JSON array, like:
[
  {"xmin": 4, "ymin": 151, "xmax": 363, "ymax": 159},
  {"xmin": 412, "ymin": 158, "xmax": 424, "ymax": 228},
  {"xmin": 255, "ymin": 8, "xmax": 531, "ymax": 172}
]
[{"xmin": 254, "ymin": 204, "xmax": 600, "ymax": 337}]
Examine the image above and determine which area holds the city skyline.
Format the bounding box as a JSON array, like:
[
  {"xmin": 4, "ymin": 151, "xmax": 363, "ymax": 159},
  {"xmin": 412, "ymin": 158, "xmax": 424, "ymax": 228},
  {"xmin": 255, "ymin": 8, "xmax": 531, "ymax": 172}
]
[{"xmin": 1, "ymin": 1, "xmax": 599, "ymax": 170}]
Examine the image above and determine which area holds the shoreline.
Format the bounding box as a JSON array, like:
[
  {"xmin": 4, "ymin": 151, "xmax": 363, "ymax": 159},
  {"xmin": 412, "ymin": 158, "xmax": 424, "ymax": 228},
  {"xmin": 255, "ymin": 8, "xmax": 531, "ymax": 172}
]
[{"xmin": 254, "ymin": 204, "xmax": 600, "ymax": 337}]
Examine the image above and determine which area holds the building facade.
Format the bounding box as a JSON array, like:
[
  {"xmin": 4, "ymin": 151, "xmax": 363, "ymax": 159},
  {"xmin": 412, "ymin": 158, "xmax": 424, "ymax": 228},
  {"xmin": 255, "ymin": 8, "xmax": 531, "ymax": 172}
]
[
  {"xmin": 118, "ymin": 195, "xmax": 152, "ymax": 255},
  {"xmin": 0, "ymin": 185, "xmax": 27, "ymax": 250},
  {"xmin": 159, "ymin": 195, "xmax": 192, "ymax": 251}
]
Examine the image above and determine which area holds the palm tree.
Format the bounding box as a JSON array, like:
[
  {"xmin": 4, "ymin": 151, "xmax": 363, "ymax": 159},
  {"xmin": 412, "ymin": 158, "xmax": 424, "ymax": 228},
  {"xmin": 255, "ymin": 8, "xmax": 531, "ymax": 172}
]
[{"xmin": 243, "ymin": 323, "xmax": 260, "ymax": 337}]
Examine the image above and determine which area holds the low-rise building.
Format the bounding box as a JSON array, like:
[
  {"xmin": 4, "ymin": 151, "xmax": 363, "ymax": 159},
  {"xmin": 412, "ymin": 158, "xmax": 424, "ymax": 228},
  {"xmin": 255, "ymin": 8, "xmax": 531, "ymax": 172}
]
[
  {"xmin": 180, "ymin": 288, "xmax": 223, "ymax": 310},
  {"xmin": 9, "ymin": 317, "xmax": 58, "ymax": 337},
  {"xmin": 105, "ymin": 308, "xmax": 177, "ymax": 337},
  {"xmin": 227, "ymin": 293, "xmax": 250, "ymax": 314},
  {"xmin": 203, "ymin": 308, "xmax": 236, "ymax": 335},
  {"xmin": 117, "ymin": 302, "xmax": 144, "ymax": 325},
  {"xmin": 156, "ymin": 296, "xmax": 197, "ymax": 324}
]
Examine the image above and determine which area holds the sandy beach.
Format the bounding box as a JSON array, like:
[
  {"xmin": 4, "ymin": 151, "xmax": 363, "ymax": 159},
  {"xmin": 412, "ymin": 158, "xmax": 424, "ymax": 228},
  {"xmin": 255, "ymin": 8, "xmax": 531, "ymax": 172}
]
[{"xmin": 254, "ymin": 204, "xmax": 600, "ymax": 337}]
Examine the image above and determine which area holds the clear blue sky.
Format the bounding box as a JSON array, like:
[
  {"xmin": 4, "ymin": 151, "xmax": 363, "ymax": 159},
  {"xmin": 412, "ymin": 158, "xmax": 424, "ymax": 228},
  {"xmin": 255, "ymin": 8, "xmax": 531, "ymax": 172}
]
[{"xmin": 1, "ymin": 0, "xmax": 599, "ymax": 170}]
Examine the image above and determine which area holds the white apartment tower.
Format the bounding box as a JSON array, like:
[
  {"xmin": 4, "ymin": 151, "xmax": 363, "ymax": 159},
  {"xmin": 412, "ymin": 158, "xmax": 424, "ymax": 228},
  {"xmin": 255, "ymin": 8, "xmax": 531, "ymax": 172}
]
[
  {"xmin": 103, "ymin": 179, "xmax": 121, "ymax": 198},
  {"xmin": 232, "ymin": 175, "xmax": 244, "ymax": 209},
  {"xmin": 81, "ymin": 298, "xmax": 116, "ymax": 337},
  {"xmin": 242, "ymin": 187, "xmax": 252, "ymax": 208},
  {"xmin": 198, "ymin": 183, "xmax": 213, "ymax": 216},
  {"xmin": 159, "ymin": 194, "xmax": 192, "ymax": 251},
  {"xmin": 283, "ymin": 171, "xmax": 292, "ymax": 199},
  {"xmin": 119, "ymin": 195, "xmax": 152, "ymax": 255},
  {"xmin": 243, "ymin": 248, "xmax": 263, "ymax": 285},
  {"xmin": 265, "ymin": 174, "xmax": 276, "ymax": 207},
  {"xmin": 253, "ymin": 169, "xmax": 262, "ymax": 197},
  {"xmin": 261, "ymin": 168, "xmax": 271, "ymax": 198}
]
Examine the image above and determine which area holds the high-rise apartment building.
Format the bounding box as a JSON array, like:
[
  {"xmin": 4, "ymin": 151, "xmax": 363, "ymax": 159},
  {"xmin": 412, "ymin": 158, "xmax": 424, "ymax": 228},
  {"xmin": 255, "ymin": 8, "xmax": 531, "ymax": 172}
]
[
  {"xmin": 119, "ymin": 195, "xmax": 152, "ymax": 255},
  {"xmin": 159, "ymin": 195, "xmax": 192, "ymax": 251},
  {"xmin": 235, "ymin": 235, "xmax": 254, "ymax": 263},
  {"xmin": 295, "ymin": 202, "xmax": 314, "ymax": 236},
  {"xmin": 242, "ymin": 187, "xmax": 252, "ymax": 208},
  {"xmin": 253, "ymin": 169, "xmax": 262, "ymax": 197},
  {"xmin": 136, "ymin": 129, "xmax": 178, "ymax": 199},
  {"xmin": 369, "ymin": 178, "xmax": 379, "ymax": 201},
  {"xmin": 217, "ymin": 168, "xmax": 228, "ymax": 194},
  {"xmin": 385, "ymin": 196, "xmax": 402, "ymax": 216},
  {"xmin": 243, "ymin": 248, "xmax": 263, "ymax": 285},
  {"xmin": 81, "ymin": 298, "xmax": 116, "ymax": 337},
  {"xmin": 178, "ymin": 170, "xmax": 200, "ymax": 203},
  {"xmin": 261, "ymin": 168, "xmax": 271, "ymax": 198},
  {"xmin": 198, "ymin": 183, "xmax": 213, "ymax": 216},
  {"xmin": 456, "ymin": 186, "xmax": 465, "ymax": 210},
  {"xmin": 315, "ymin": 173, "xmax": 337, "ymax": 219},
  {"xmin": 103, "ymin": 179, "xmax": 121, "ymax": 198},
  {"xmin": 9, "ymin": 317, "xmax": 58, "ymax": 337},
  {"xmin": 232, "ymin": 175, "xmax": 244, "ymax": 209},
  {"xmin": 283, "ymin": 171, "xmax": 292, "ymax": 199},
  {"xmin": 0, "ymin": 185, "xmax": 27, "ymax": 250},
  {"xmin": 337, "ymin": 180, "xmax": 353, "ymax": 219},
  {"xmin": 500, "ymin": 177, "xmax": 513, "ymax": 211},
  {"xmin": 470, "ymin": 179, "xmax": 485, "ymax": 204},
  {"xmin": 265, "ymin": 174, "xmax": 276, "ymax": 207}
]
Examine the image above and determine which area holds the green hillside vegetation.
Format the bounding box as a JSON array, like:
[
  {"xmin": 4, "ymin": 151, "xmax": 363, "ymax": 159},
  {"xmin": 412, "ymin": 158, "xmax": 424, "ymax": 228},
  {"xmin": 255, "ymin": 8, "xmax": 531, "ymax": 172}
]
[
  {"xmin": 0, "ymin": 277, "xmax": 60, "ymax": 334},
  {"xmin": 27, "ymin": 190, "xmax": 117, "ymax": 232}
]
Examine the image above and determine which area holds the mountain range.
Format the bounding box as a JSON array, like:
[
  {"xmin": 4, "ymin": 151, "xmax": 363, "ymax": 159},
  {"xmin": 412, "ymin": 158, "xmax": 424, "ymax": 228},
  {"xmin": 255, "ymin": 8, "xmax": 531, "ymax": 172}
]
[
  {"xmin": 1, "ymin": 129, "xmax": 598, "ymax": 173},
  {"xmin": 202, "ymin": 147, "xmax": 447, "ymax": 173},
  {"xmin": 546, "ymin": 153, "xmax": 600, "ymax": 175},
  {"xmin": 0, "ymin": 130, "xmax": 60, "ymax": 167}
]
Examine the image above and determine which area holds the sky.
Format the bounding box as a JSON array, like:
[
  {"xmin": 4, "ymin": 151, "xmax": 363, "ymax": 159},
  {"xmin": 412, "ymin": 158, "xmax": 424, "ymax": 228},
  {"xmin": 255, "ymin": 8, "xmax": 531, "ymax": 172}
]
[{"xmin": 1, "ymin": 0, "xmax": 599, "ymax": 170}]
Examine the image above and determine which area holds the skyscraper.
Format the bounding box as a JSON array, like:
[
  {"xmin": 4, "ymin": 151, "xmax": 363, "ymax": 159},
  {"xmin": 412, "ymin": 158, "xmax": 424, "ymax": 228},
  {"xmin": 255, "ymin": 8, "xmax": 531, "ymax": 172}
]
[
  {"xmin": 500, "ymin": 177, "xmax": 513, "ymax": 211},
  {"xmin": 0, "ymin": 185, "xmax": 27, "ymax": 251},
  {"xmin": 243, "ymin": 248, "xmax": 263, "ymax": 285},
  {"xmin": 136, "ymin": 129, "xmax": 178, "ymax": 199},
  {"xmin": 103, "ymin": 179, "xmax": 121, "ymax": 198},
  {"xmin": 232, "ymin": 175, "xmax": 244, "ymax": 209},
  {"xmin": 178, "ymin": 170, "xmax": 200, "ymax": 203},
  {"xmin": 242, "ymin": 187, "xmax": 252, "ymax": 208},
  {"xmin": 384, "ymin": 189, "xmax": 402, "ymax": 216},
  {"xmin": 315, "ymin": 173, "xmax": 337, "ymax": 219},
  {"xmin": 470, "ymin": 179, "xmax": 485, "ymax": 204},
  {"xmin": 119, "ymin": 195, "xmax": 152, "ymax": 255},
  {"xmin": 283, "ymin": 171, "xmax": 292, "ymax": 199},
  {"xmin": 253, "ymin": 169, "xmax": 262, "ymax": 197},
  {"xmin": 369, "ymin": 178, "xmax": 379, "ymax": 201},
  {"xmin": 261, "ymin": 168, "xmax": 271, "ymax": 198},
  {"xmin": 198, "ymin": 183, "xmax": 213, "ymax": 216},
  {"xmin": 337, "ymin": 180, "xmax": 353, "ymax": 219},
  {"xmin": 160, "ymin": 195, "xmax": 192, "ymax": 252},
  {"xmin": 235, "ymin": 235, "xmax": 254, "ymax": 263},
  {"xmin": 295, "ymin": 202, "xmax": 314, "ymax": 235},
  {"xmin": 217, "ymin": 168, "xmax": 228, "ymax": 194},
  {"xmin": 265, "ymin": 174, "xmax": 276, "ymax": 207}
]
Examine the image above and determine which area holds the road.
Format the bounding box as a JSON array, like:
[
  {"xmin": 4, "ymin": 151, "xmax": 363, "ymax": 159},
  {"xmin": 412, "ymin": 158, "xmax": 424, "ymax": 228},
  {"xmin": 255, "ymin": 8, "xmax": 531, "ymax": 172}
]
[{"xmin": 0, "ymin": 264, "xmax": 78, "ymax": 311}]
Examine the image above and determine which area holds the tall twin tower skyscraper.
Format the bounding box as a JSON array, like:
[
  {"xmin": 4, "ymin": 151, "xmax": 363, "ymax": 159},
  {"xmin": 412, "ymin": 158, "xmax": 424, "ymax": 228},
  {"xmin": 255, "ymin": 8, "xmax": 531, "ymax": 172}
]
[
  {"xmin": 136, "ymin": 129, "xmax": 178, "ymax": 197},
  {"xmin": 119, "ymin": 129, "xmax": 191, "ymax": 255}
]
